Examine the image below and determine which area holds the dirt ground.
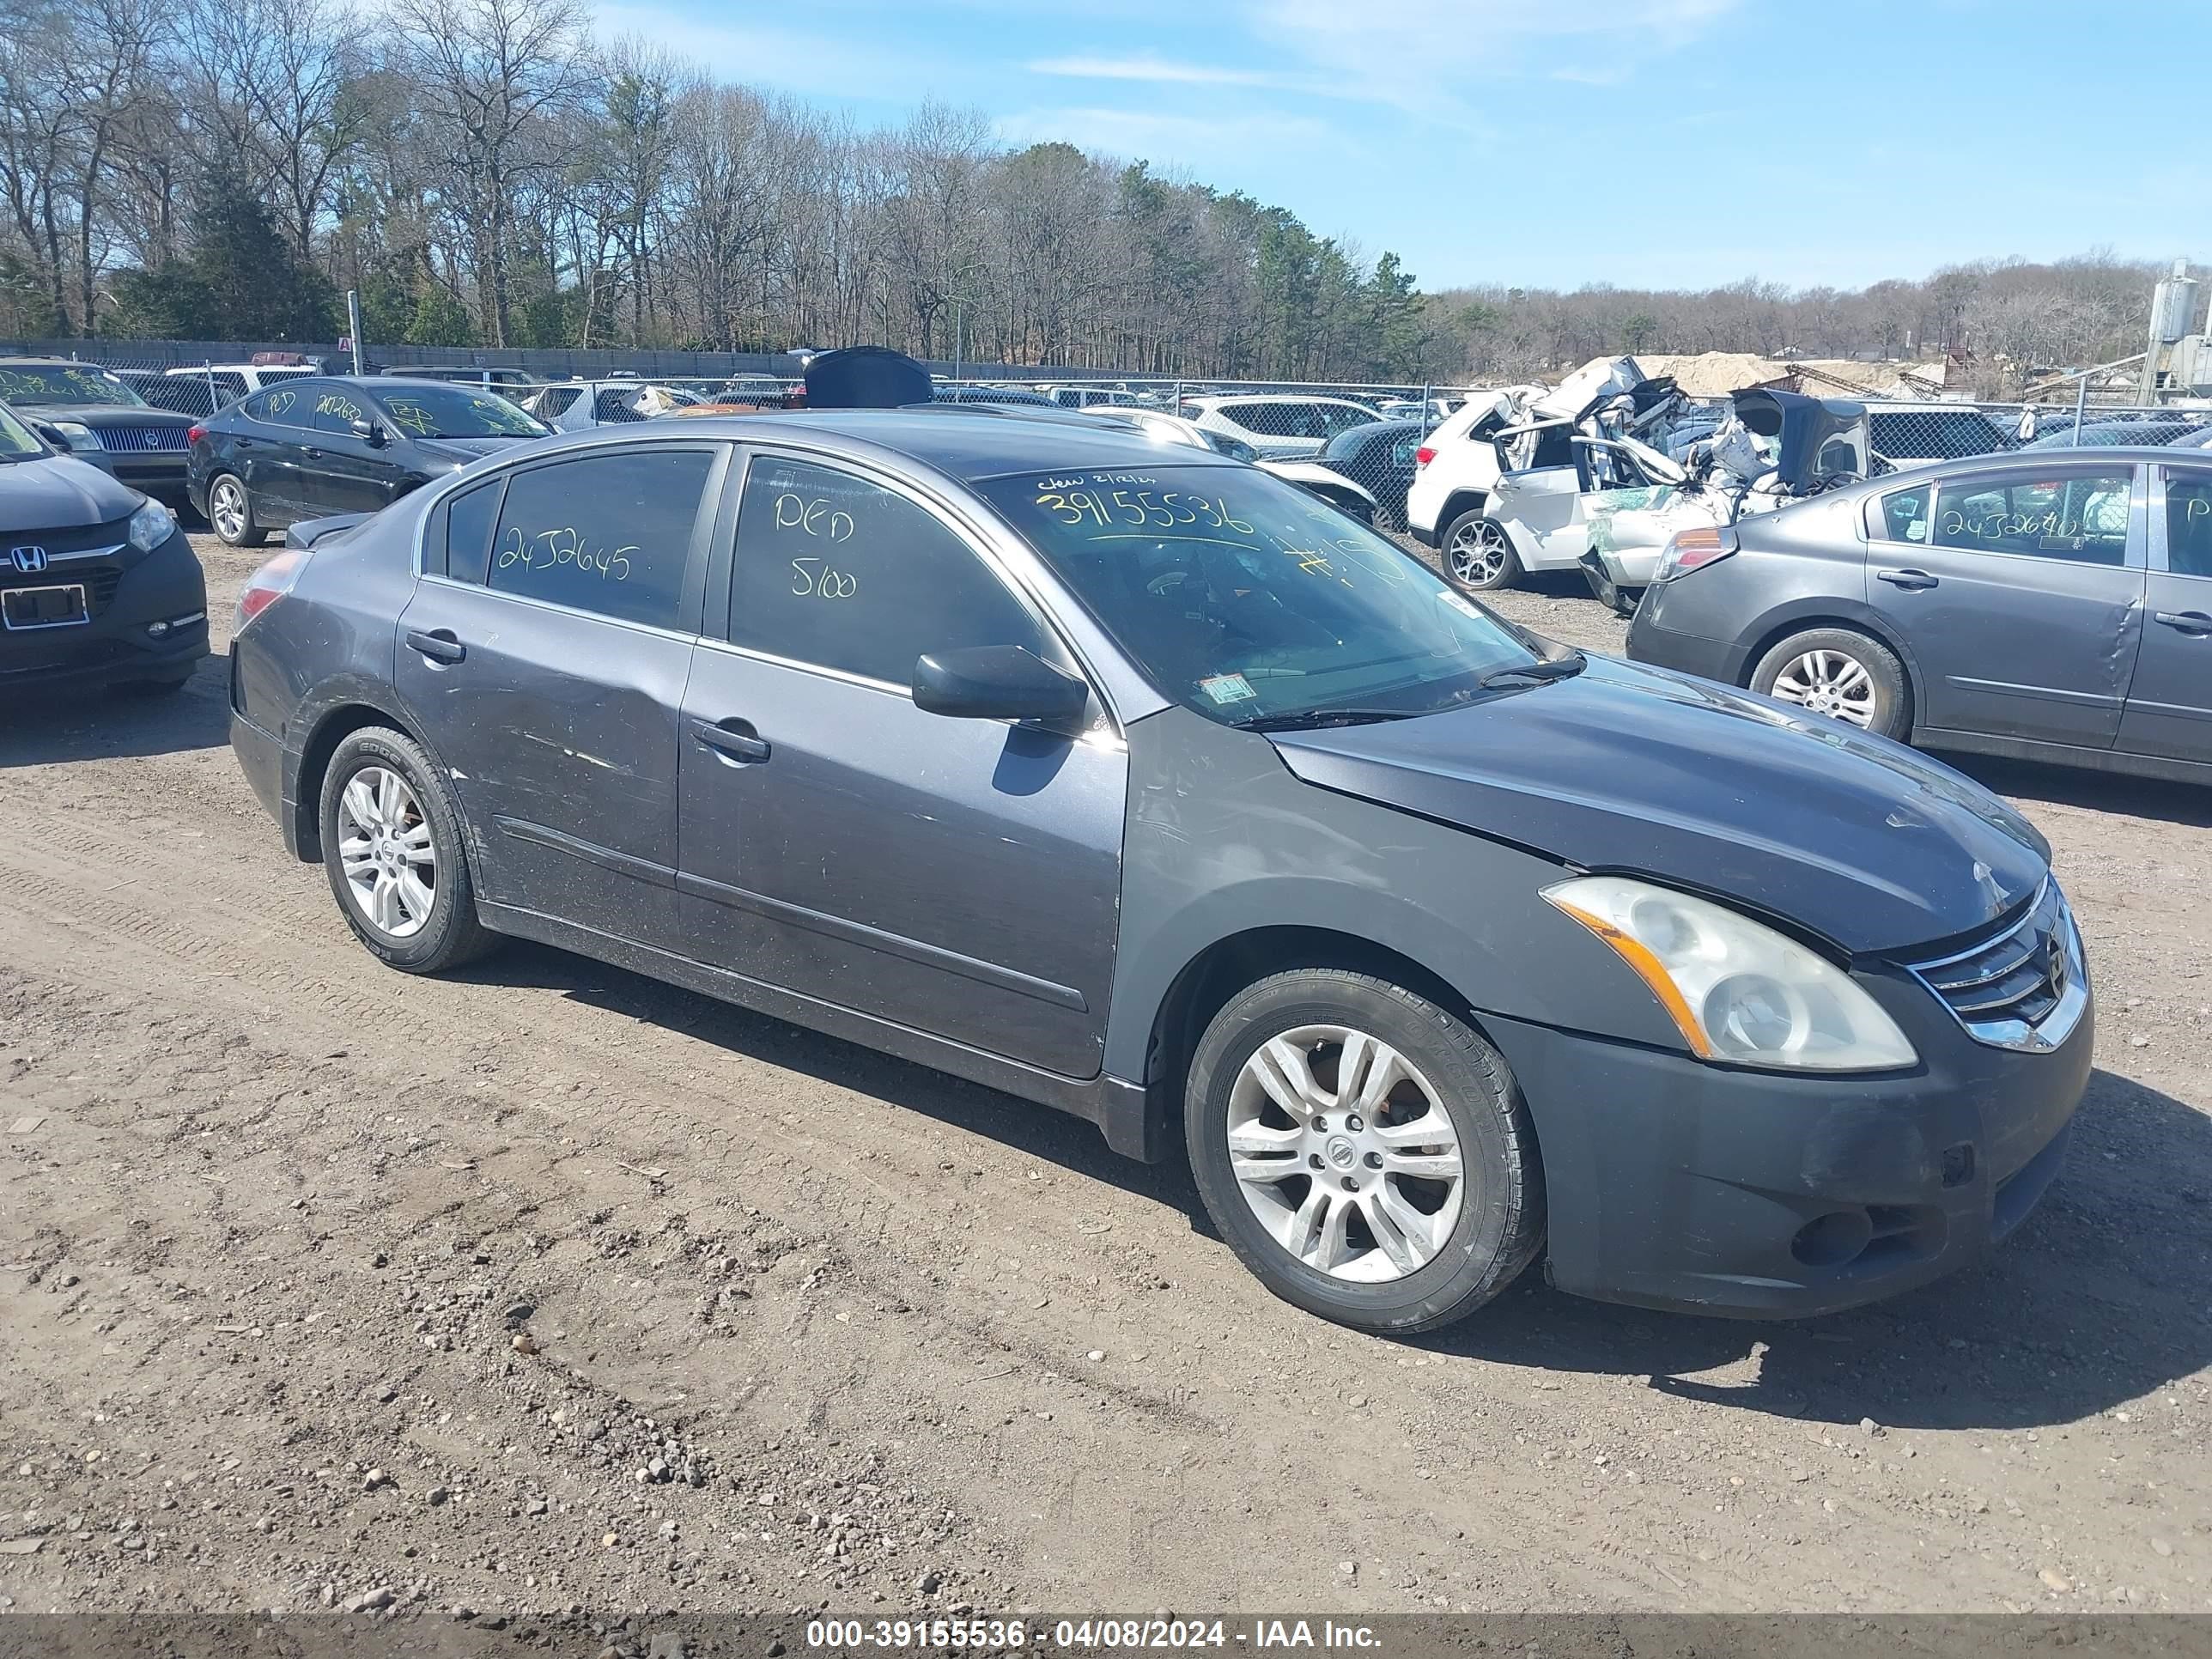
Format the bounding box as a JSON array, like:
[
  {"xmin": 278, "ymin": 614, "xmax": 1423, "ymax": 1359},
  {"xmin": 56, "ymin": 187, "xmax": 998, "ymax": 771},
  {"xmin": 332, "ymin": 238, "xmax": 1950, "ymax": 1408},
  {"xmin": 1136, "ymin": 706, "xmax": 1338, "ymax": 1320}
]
[{"xmin": 1, "ymin": 532, "xmax": 2209, "ymax": 1623}]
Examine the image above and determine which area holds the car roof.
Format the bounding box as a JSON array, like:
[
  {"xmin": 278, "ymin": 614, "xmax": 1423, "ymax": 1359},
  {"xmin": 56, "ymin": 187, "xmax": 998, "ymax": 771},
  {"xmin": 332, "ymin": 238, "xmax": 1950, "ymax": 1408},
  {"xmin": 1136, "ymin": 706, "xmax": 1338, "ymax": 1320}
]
[
  {"xmin": 0, "ymin": 357, "xmax": 98, "ymax": 369},
  {"xmin": 1190, "ymin": 392, "xmax": 1374, "ymax": 406},
  {"xmin": 496, "ymin": 406, "xmax": 1243, "ymax": 484}
]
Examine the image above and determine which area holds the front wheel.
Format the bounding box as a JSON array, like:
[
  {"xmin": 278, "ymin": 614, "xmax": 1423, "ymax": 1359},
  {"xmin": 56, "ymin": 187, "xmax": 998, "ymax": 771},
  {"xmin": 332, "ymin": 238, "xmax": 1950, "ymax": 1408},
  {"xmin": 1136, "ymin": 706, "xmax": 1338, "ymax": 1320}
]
[
  {"xmin": 1442, "ymin": 510, "xmax": 1522, "ymax": 592},
  {"xmin": 1751, "ymin": 627, "xmax": 1911, "ymax": 741},
  {"xmin": 319, "ymin": 726, "xmax": 499, "ymax": 973},
  {"xmin": 1185, "ymin": 969, "xmax": 1543, "ymax": 1334}
]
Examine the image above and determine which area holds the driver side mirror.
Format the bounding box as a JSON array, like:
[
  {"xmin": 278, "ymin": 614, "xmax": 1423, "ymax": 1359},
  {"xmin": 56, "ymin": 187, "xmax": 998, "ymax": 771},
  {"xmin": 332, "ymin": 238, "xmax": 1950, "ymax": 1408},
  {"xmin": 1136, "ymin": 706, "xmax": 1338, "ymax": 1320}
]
[
  {"xmin": 350, "ymin": 417, "xmax": 385, "ymax": 447},
  {"xmin": 913, "ymin": 645, "xmax": 1088, "ymax": 730}
]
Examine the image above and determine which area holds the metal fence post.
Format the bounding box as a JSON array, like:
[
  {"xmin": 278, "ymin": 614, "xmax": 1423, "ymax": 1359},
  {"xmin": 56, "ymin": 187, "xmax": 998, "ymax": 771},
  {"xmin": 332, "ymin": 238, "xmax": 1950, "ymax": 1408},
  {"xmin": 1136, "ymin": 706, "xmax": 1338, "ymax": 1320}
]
[
  {"xmin": 204, "ymin": 361, "xmax": 216, "ymax": 412},
  {"xmin": 2071, "ymin": 375, "xmax": 2087, "ymax": 447}
]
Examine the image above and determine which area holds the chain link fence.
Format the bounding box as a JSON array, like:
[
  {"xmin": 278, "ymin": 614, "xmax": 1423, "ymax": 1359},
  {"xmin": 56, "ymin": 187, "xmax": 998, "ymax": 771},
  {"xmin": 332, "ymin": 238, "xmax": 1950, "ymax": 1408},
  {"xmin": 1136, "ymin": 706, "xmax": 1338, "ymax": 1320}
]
[{"xmin": 14, "ymin": 342, "xmax": 2210, "ymax": 545}]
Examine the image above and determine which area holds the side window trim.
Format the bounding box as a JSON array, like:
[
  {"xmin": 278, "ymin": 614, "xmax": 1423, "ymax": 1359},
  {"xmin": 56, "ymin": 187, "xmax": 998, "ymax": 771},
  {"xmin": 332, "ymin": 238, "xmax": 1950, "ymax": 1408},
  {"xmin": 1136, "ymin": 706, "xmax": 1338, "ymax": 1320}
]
[
  {"xmin": 429, "ymin": 440, "xmax": 730, "ymax": 638},
  {"xmin": 714, "ymin": 444, "xmax": 1099, "ymax": 708}
]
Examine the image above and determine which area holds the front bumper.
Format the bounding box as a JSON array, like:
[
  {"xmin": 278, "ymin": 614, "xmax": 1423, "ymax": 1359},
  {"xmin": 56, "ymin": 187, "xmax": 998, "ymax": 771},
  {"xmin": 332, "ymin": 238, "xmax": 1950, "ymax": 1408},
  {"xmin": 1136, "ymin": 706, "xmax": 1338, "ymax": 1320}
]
[
  {"xmin": 1485, "ymin": 968, "xmax": 2092, "ymax": 1318},
  {"xmin": 0, "ymin": 530, "xmax": 207, "ymax": 694},
  {"xmin": 106, "ymin": 454, "xmax": 190, "ymax": 504}
]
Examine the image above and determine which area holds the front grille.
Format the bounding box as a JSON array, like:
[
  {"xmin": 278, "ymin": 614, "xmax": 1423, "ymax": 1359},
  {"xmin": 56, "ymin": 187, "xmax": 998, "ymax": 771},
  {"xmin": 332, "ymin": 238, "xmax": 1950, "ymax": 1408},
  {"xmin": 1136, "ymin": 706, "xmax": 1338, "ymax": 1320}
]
[
  {"xmin": 1906, "ymin": 880, "xmax": 2083, "ymax": 1052},
  {"xmin": 87, "ymin": 568, "xmax": 121, "ymax": 612},
  {"xmin": 96, "ymin": 424, "xmax": 188, "ymax": 453}
]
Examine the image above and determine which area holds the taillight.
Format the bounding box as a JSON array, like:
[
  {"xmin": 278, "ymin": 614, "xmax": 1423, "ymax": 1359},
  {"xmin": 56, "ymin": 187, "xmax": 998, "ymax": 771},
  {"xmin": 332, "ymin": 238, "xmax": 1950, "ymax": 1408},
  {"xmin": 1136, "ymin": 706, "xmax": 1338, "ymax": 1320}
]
[
  {"xmin": 235, "ymin": 550, "xmax": 308, "ymax": 630},
  {"xmin": 186, "ymin": 424, "xmax": 206, "ymax": 444},
  {"xmin": 1653, "ymin": 525, "xmax": 1736, "ymax": 583},
  {"xmin": 1414, "ymin": 445, "xmax": 1436, "ymax": 467}
]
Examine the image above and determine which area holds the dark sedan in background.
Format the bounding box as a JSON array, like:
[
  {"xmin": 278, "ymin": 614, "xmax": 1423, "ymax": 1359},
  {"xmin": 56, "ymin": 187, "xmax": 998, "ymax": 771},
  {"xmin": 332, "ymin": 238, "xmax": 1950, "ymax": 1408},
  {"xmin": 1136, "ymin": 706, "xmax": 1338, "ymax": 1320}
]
[
  {"xmin": 187, "ymin": 376, "xmax": 549, "ymax": 545},
  {"xmin": 0, "ymin": 394, "xmax": 205, "ymax": 697},
  {"xmin": 1311, "ymin": 418, "xmax": 1424, "ymax": 531},
  {"xmin": 0, "ymin": 358, "xmax": 198, "ymax": 509},
  {"xmin": 1628, "ymin": 446, "xmax": 2212, "ymax": 784}
]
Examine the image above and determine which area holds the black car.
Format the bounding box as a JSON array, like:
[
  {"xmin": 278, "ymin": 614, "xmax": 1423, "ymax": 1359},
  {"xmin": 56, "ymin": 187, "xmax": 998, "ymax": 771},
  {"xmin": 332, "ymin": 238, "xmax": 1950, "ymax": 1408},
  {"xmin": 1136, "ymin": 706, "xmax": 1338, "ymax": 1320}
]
[
  {"xmin": 1627, "ymin": 446, "xmax": 2212, "ymax": 785},
  {"xmin": 186, "ymin": 376, "xmax": 550, "ymax": 546},
  {"xmin": 1312, "ymin": 418, "xmax": 1425, "ymax": 530},
  {"xmin": 0, "ymin": 394, "xmax": 205, "ymax": 697},
  {"xmin": 0, "ymin": 359, "xmax": 198, "ymax": 509}
]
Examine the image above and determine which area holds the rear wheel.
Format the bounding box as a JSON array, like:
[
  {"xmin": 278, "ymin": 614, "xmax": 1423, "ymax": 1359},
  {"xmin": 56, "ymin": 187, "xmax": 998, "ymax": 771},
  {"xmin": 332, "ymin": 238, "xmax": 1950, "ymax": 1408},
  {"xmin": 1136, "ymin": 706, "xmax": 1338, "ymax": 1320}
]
[
  {"xmin": 1751, "ymin": 627, "xmax": 1911, "ymax": 741},
  {"xmin": 207, "ymin": 473, "xmax": 265, "ymax": 548},
  {"xmin": 1442, "ymin": 509, "xmax": 1522, "ymax": 592},
  {"xmin": 318, "ymin": 726, "xmax": 498, "ymax": 973},
  {"xmin": 1184, "ymin": 969, "xmax": 1543, "ymax": 1334}
]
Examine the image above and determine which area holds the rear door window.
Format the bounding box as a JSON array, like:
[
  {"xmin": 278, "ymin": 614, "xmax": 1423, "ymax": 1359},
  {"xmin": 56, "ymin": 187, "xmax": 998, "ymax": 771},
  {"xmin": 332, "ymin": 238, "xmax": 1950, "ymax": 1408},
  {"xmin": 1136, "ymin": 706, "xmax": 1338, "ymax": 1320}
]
[
  {"xmin": 248, "ymin": 383, "xmax": 316, "ymax": 428},
  {"xmin": 1932, "ymin": 469, "xmax": 2131, "ymax": 565},
  {"xmin": 2164, "ymin": 470, "xmax": 2212, "ymax": 578},
  {"xmin": 1879, "ymin": 482, "xmax": 1932, "ymax": 543},
  {"xmin": 308, "ymin": 386, "xmax": 371, "ymax": 435},
  {"xmin": 486, "ymin": 447, "xmax": 714, "ymax": 630}
]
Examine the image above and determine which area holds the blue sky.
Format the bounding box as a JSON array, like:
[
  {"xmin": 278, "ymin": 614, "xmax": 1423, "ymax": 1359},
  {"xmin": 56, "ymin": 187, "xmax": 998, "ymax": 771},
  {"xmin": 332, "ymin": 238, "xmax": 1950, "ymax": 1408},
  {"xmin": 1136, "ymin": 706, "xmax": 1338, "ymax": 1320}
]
[{"xmin": 590, "ymin": 0, "xmax": 2207, "ymax": 294}]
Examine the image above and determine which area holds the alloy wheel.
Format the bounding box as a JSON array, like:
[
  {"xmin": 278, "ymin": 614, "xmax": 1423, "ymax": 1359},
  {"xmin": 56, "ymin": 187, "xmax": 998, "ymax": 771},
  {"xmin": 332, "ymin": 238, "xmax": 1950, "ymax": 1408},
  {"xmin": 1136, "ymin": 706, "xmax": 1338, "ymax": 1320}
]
[
  {"xmin": 1225, "ymin": 1024, "xmax": 1466, "ymax": 1283},
  {"xmin": 1448, "ymin": 520, "xmax": 1510, "ymax": 586},
  {"xmin": 335, "ymin": 766, "xmax": 438, "ymax": 939},
  {"xmin": 1770, "ymin": 648, "xmax": 1877, "ymax": 727},
  {"xmin": 210, "ymin": 478, "xmax": 247, "ymax": 543}
]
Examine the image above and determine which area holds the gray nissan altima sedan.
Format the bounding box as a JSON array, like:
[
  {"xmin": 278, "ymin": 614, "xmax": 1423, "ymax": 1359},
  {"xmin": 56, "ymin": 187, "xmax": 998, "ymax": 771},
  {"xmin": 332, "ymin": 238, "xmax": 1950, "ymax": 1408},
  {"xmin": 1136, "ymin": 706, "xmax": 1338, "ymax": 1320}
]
[
  {"xmin": 1628, "ymin": 446, "xmax": 2212, "ymax": 785},
  {"xmin": 228, "ymin": 410, "xmax": 2091, "ymax": 1334}
]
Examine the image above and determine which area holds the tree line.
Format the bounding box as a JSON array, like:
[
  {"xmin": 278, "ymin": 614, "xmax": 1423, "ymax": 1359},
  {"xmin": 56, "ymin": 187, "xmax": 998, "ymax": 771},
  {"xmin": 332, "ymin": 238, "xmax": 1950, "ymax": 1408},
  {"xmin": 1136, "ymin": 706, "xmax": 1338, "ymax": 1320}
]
[{"xmin": 0, "ymin": 0, "xmax": 2176, "ymax": 391}]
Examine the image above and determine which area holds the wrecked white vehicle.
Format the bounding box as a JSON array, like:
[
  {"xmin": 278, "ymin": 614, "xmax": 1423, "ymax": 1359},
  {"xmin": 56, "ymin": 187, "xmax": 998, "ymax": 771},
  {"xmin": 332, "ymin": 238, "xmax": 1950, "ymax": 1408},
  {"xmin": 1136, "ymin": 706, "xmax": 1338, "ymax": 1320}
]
[
  {"xmin": 1439, "ymin": 357, "xmax": 1705, "ymax": 591},
  {"xmin": 1577, "ymin": 389, "xmax": 1869, "ymax": 613}
]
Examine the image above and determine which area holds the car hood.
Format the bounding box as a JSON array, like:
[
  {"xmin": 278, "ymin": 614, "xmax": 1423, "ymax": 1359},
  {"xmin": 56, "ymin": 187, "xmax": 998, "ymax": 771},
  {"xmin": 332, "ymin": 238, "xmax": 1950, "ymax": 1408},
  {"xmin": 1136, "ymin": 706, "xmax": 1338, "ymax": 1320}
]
[
  {"xmin": 1260, "ymin": 458, "xmax": 1377, "ymax": 502},
  {"xmin": 0, "ymin": 451, "xmax": 144, "ymax": 525},
  {"xmin": 414, "ymin": 434, "xmax": 536, "ymax": 465},
  {"xmin": 35, "ymin": 404, "xmax": 196, "ymax": 427},
  {"xmin": 1268, "ymin": 656, "xmax": 2050, "ymax": 956}
]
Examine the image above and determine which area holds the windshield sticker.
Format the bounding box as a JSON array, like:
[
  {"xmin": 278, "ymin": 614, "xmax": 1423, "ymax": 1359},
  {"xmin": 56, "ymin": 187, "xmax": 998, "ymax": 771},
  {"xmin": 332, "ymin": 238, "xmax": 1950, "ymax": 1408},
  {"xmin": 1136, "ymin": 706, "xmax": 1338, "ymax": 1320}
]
[
  {"xmin": 1437, "ymin": 591, "xmax": 1486, "ymax": 620},
  {"xmin": 1198, "ymin": 672, "xmax": 1256, "ymax": 705}
]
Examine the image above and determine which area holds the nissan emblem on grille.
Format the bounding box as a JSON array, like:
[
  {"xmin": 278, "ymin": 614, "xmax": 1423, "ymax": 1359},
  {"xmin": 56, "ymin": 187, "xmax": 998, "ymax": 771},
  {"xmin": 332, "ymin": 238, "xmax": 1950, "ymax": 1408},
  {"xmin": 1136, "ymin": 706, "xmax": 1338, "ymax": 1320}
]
[{"xmin": 9, "ymin": 545, "xmax": 47, "ymax": 574}]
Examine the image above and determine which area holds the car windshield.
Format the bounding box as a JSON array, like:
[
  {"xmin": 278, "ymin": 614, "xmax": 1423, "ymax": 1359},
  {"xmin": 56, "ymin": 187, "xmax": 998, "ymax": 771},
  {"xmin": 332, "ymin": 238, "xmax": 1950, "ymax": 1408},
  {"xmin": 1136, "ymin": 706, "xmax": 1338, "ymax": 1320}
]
[
  {"xmin": 372, "ymin": 385, "xmax": 546, "ymax": 439},
  {"xmin": 0, "ymin": 363, "xmax": 145, "ymax": 408},
  {"xmin": 0, "ymin": 398, "xmax": 46, "ymax": 459},
  {"xmin": 979, "ymin": 463, "xmax": 1544, "ymax": 723}
]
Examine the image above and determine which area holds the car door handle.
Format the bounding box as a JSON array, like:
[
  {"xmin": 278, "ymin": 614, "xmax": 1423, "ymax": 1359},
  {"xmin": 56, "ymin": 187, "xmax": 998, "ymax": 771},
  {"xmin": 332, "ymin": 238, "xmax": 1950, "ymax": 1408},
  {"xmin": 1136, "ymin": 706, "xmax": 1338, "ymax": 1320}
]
[
  {"xmin": 1875, "ymin": 568, "xmax": 1939, "ymax": 590},
  {"xmin": 2154, "ymin": 610, "xmax": 2212, "ymax": 635},
  {"xmin": 301, "ymin": 447, "xmax": 324, "ymax": 459},
  {"xmin": 691, "ymin": 718, "xmax": 770, "ymax": 763},
  {"xmin": 404, "ymin": 628, "xmax": 465, "ymax": 665}
]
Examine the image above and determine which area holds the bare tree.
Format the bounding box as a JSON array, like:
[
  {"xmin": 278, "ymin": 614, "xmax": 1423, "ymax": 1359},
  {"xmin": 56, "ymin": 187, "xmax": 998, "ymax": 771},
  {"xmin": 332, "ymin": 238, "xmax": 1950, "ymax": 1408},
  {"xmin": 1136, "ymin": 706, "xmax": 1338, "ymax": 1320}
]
[{"xmin": 388, "ymin": 0, "xmax": 592, "ymax": 345}]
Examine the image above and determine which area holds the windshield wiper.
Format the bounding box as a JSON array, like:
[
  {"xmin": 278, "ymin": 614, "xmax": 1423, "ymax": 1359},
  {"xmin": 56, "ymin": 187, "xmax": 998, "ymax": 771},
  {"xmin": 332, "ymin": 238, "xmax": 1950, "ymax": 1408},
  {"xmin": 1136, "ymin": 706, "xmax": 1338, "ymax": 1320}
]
[
  {"xmin": 1476, "ymin": 651, "xmax": 1587, "ymax": 689},
  {"xmin": 1233, "ymin": 708, "xmax": 1427, "ymax": 732}
]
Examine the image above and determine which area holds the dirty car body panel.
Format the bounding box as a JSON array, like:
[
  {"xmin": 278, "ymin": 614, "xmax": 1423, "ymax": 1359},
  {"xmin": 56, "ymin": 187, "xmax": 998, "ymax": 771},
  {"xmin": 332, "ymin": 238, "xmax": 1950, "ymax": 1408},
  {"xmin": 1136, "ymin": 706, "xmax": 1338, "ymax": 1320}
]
[{"xmin": 229, "ymin": 411, "xmax": 2094, "ymax": 1322}]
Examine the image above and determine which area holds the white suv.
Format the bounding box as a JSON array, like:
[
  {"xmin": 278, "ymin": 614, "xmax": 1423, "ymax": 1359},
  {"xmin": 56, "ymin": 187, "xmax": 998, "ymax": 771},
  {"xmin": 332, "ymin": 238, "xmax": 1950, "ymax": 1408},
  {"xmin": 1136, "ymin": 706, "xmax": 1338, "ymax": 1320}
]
[
  {"xmin": 1181, "ymin": 393, "xmax": 1378, "ymax": 459},
  {"xmin": 1403, "ymin": 387, "xmax": 1523, "ymax": 558}
]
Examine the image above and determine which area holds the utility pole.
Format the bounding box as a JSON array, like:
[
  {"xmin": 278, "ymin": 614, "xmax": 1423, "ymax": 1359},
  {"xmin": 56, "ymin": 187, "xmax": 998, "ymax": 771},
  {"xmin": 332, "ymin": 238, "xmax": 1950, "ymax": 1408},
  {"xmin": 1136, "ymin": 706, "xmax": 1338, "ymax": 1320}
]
[{"xmin": 346, "ymin": 289, "xmax": 366, "ymax": 377}]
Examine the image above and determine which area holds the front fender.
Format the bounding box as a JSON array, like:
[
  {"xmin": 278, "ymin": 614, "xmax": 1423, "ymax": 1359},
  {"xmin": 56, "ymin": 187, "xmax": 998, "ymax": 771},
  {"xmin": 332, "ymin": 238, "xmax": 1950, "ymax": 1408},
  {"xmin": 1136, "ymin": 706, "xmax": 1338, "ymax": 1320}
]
[{"xmin": 1102, "ymin": 708, "xmax": 1691, "ymax": 1085}]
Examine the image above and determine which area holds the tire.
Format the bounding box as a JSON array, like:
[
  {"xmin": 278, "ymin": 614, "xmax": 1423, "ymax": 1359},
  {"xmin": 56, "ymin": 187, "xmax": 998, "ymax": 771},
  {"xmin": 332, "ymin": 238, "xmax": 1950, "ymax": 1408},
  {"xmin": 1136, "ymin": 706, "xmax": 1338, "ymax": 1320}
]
[
  {"xmin": 1750, "ymin": 627, "xmax": 1911, "ymax": 742},
  {"xmin": 206, "ymin": 472, "xmax": 266, "ymax": 548},
  {"xmin": 1184, "ymin": 969, "xmax": 1543, "ymax": 1335},
  {"xmin": 1441, "ymin": 509, "xmax": 1522, "ymax": 592},
  {"xmin": 318, "ymin": 726, "xmax": 498, "ymax": 974}
]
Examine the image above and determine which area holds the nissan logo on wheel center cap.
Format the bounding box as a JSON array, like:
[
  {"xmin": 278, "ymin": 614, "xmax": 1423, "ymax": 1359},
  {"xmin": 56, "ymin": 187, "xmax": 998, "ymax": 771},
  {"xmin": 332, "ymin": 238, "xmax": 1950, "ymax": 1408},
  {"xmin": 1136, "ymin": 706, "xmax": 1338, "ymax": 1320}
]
[{"xmin": 9, "ymin": 546, "xmax": 48, "ymax": 574}]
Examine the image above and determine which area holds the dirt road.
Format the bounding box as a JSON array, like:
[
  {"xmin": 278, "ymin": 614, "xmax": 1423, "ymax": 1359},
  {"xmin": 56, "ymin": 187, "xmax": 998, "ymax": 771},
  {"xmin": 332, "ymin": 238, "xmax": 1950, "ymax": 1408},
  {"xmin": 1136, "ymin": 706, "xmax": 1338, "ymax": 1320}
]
[{"xmin": 2, "ymin": 536, "xmax": 2209, "ymax": 1621}]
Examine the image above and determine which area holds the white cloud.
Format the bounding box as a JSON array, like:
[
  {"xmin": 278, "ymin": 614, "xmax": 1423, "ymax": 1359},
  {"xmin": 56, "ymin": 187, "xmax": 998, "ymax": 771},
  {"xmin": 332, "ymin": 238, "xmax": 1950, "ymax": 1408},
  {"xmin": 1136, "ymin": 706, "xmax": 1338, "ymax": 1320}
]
[{"xmin": 1245, "ymin": 0, "xmax": 1741, "ymax": 106}]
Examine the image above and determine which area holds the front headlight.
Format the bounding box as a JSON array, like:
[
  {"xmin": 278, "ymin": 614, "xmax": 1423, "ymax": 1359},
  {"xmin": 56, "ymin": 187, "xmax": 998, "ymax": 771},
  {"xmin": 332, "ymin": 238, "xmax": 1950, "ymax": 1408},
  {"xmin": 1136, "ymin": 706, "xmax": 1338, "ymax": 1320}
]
[
  {"xmin": 1543, "ymin": 874, "xmax": 1917, "ymax": 1072},
  {"xmin": 127, "ymin": 497, "xmax": 175, "ymax": 552},
  {"xmin": 52, "ymin": 420, "xmax": 100, "ymax": 450}
]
